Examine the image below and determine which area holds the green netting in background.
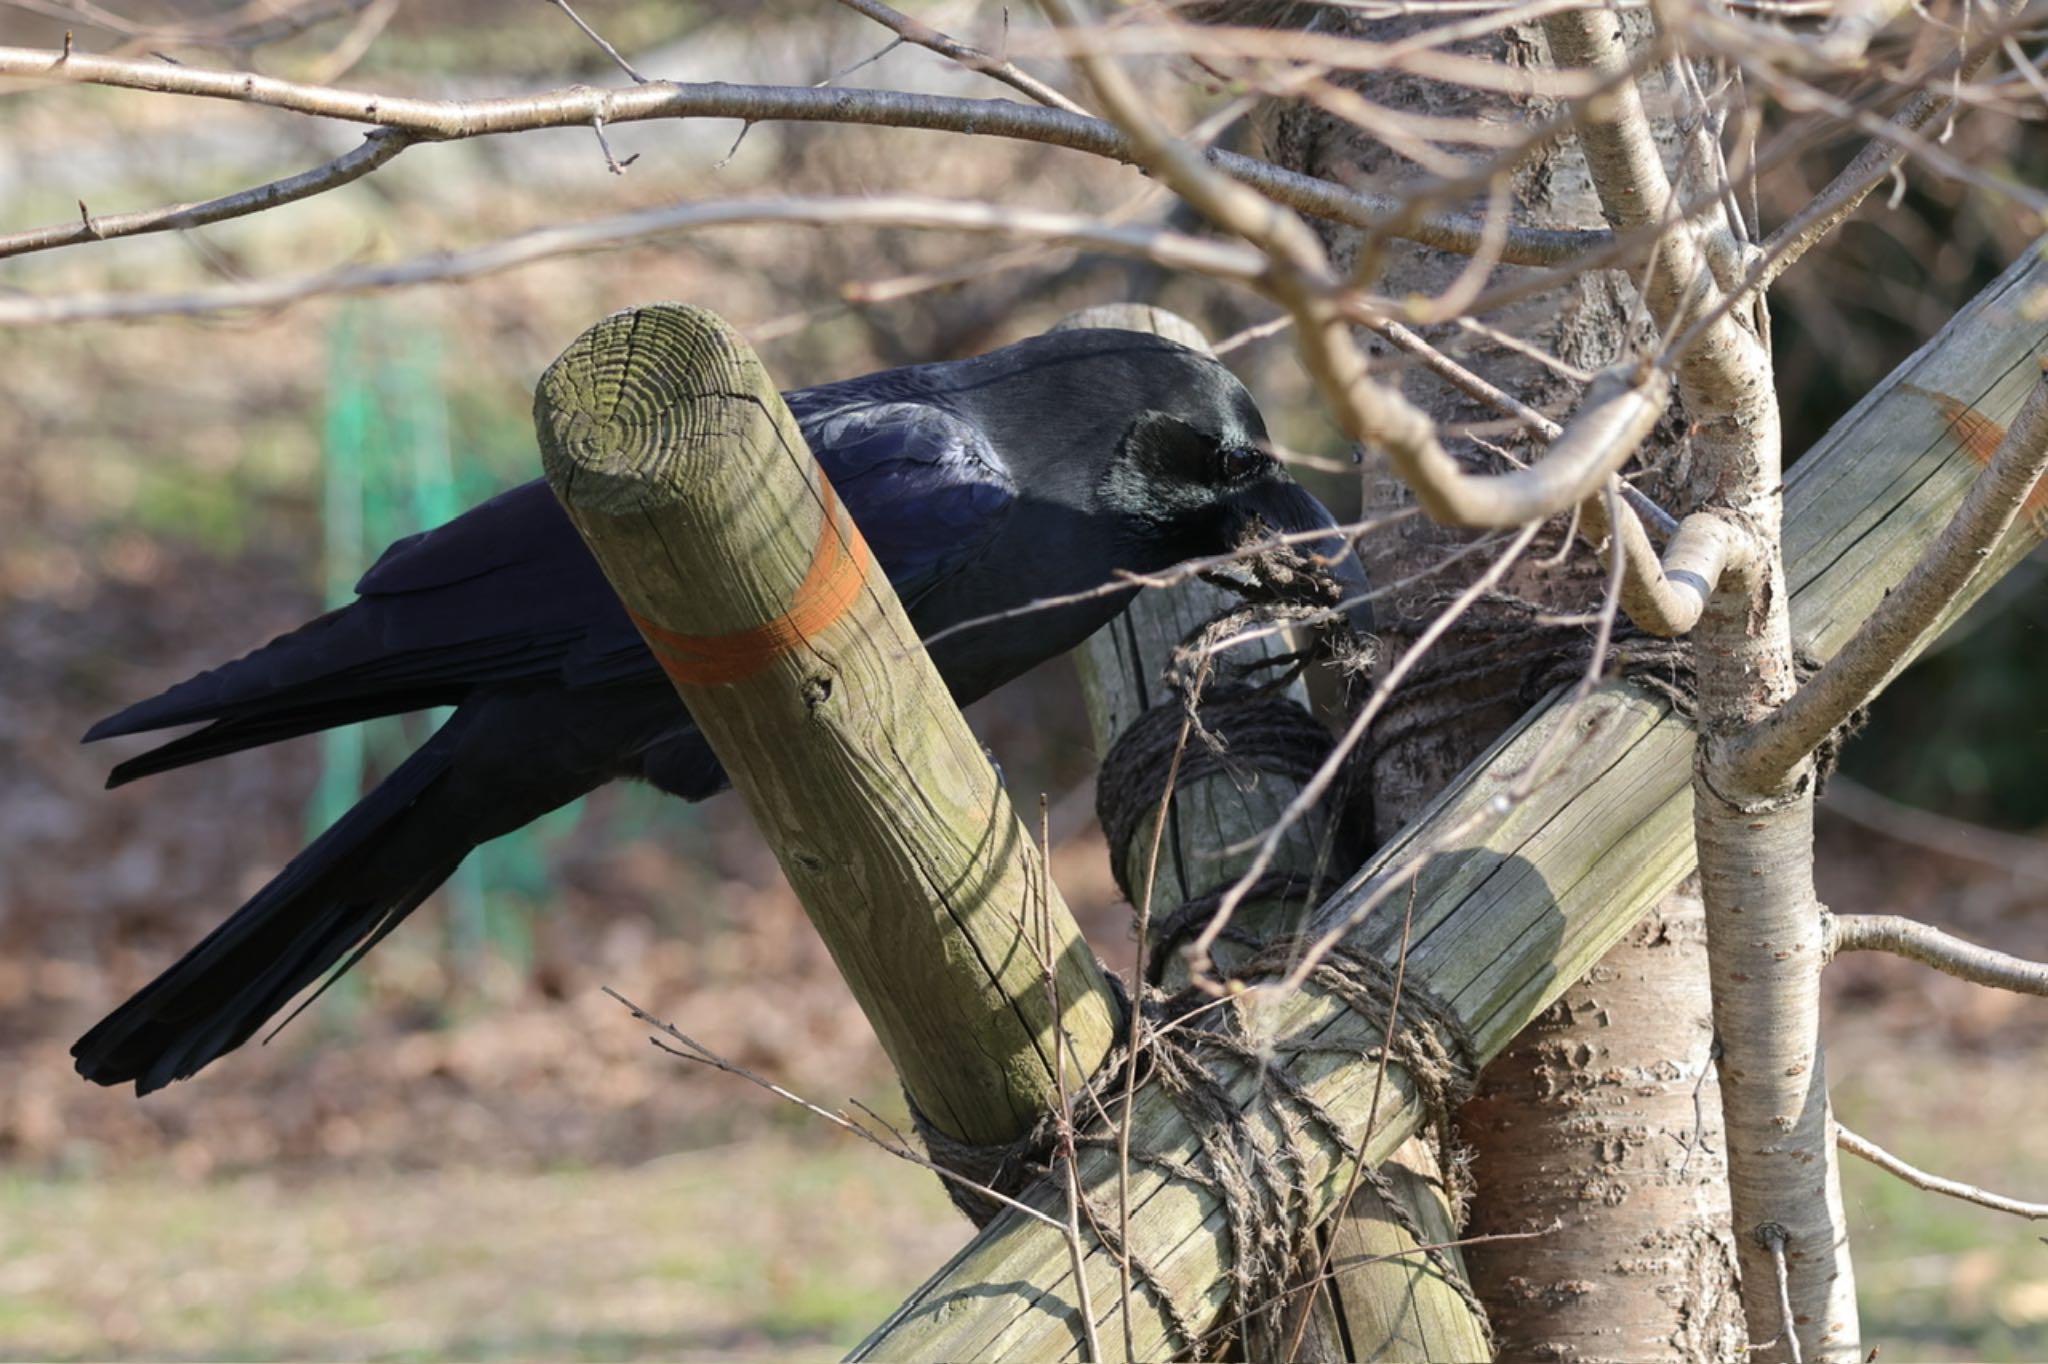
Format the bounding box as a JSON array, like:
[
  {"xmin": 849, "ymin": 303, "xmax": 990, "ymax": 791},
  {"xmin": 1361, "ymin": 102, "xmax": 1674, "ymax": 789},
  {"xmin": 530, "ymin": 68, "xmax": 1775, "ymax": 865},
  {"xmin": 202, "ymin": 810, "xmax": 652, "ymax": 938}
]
[{"xmin": 314, "ymin": 304, "xmax": 582, "ymax": 977}]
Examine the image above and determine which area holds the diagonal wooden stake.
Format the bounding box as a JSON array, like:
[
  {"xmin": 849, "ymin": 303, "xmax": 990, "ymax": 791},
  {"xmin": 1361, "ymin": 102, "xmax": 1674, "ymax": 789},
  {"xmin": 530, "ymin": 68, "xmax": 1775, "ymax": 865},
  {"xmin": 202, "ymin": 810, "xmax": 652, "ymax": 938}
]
[{"xmin": 535, "ymin": 302, "xmax": 1117, "ymax": 1147}]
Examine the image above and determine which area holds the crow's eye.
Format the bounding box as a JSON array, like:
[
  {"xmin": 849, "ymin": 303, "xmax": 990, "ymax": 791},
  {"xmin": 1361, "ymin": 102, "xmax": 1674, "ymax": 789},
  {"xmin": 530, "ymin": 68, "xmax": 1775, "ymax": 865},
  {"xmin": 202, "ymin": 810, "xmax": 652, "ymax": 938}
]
[{"xmin": 1217, "ymin": 444, "xmax": 1270, "ymax": 484}]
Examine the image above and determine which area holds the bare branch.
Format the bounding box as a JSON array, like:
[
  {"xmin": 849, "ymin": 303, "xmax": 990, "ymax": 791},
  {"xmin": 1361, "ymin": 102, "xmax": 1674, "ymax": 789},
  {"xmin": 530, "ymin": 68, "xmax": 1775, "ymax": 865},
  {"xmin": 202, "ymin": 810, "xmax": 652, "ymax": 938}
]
[
  {"xmin": 1757, "ymin": 1224, "xmax": 1803, "ymax": 1364},
  {"xmin": 1373, "ymin": 314, "xmax": 1561, "ymax": 438},
  {"xmin": 1813, "ymin": 0, "xmax": 1915, "ymax": 65},
  {"xmin": 1825, "ymin": 912, "xmax": 2048, "ymax": 996},
  {"xmin": 1749, "ymin": 1, "xmax": 2029, "ymax": 290},
  {"xmin": 0, "ymin": 44, "xmax": 1607, "ymax": 267},
  {"xmin": 545, "ymin": 0, "xmax": 648, "ymax": 83},
  {"xmin": 297, "ymin": 0, "xmax": 396, "ymax": 85},
  {"xmin": 1544, "ymin": 8, "xmax": 1768, "ymax": 397},
  {"xmin": 1208, "ymin": 520, "xmax": 1544, "ymax": 989},
  {"xmin": 3, "ymin": 0, "xmax": 381, "ymax": 53},
  {"xmin": 1014, "ymin": 21, "xmax": 1611, "ymax": 96},
  {"xmin": 923, "ymin": 512, "xmax": 1416, "ymax": 652},
  {"xmin": 1838, "ymin": 1125, "xmax": 2048, "ymax": 1219},
  {"xmin": 2005, "ymin": 34, "xmax": 2048, "ymax": 110},
  {"xmin": 0, "ymin": 195, "xmax": 1269, "ymax": 326},
  {"xmin": 1042, "ymin": 0, "xmax": 1677, "ymax": 529},
  {"xmin": 831, "ymin": 0, "xmax": 1089, "ymax": 115},
  {"xmin": 1030, "ymin": 797, "xmax": 1103, "ymax": 1364},
  {"xmin": 1367, "ymin": 316, "xmax": 1683, "ymax": 535},
  {"xmin": 1727, "ymin": 43, "xmax": 2048, "ymax": 225},
  {"xmin": 1496, "ymin": 363, "xmax": 1673, "ymax": 518},
  {"xmin": 0, "ymin": 127, "xmax": 414, "ymax": 261},
  {"xmin": 1728, "ymin": 363, "xmax": 2048, "ymax": 787},
  {"xmin": 1577, "ymin": 499, "xmax": 1749, "ymax": 637}
]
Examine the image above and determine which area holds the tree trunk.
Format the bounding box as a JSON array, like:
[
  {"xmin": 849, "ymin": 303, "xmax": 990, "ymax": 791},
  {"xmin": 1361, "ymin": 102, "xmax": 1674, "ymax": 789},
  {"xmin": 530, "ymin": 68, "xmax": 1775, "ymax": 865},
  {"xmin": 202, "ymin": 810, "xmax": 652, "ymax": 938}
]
[
  {"xmin": 1245, "ymin": 8, "xmax": 1742, "ymax": 1353},
  {"xmin": 1459, "ymin": 887, "xmax": 1744, "ymax": 1362}
]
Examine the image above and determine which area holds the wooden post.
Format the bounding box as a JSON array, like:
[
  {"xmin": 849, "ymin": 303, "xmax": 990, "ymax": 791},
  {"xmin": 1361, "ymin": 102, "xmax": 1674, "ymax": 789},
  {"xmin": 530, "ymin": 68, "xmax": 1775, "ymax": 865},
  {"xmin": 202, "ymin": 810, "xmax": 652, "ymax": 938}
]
[
  {"xmin": 534, "ymin": 303, "xmax": 1117, "ymax": 1145},
  {"xmin": 851, "ymin": 247, "xmax": 2048, "ymax": 1359},
  {"xmin": 1061, "ymin": 304, "xmax": 1490, "ymax": 1361}
]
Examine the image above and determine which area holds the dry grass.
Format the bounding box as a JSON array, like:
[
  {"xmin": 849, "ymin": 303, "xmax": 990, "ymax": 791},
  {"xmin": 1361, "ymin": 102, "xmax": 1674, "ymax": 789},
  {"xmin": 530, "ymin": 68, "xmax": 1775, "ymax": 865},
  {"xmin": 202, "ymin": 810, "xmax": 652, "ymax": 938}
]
[{"xmin": 0, "ymin": 1136, "xmax": 963, "ymax": 1362}]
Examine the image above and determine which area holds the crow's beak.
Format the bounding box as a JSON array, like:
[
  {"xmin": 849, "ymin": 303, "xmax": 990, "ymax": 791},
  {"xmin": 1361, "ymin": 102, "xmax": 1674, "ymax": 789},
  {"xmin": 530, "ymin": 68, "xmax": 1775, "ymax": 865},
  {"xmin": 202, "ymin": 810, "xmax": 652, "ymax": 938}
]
[{"xmin": 1225, "ymin": 477, "xmax": 1375, "ymax": 636}]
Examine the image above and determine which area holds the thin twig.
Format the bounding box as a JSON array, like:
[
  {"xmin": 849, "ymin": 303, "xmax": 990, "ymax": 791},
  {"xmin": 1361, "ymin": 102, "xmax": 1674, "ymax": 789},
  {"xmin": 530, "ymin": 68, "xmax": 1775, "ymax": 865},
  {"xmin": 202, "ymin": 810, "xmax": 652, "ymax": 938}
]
[
  {"xmin": 1822, "ymin": 775, "xmax": 2048, "ymax": 883},
  {"xmin": 1242, "ymin": 1221, "xmax": 1559, "ymax": 1353},
  {"xmin": 296, "ymin": 0, "xmax": 398, "ymax": 85},
  {"xmin": 1282, "ymin": 870, "xmax": 1422, "ymax": 1362},
  {"xmin": 1037, "ymin": 795, "xmax": 1103, "ymax": 1363},
  {"xmin": 923, "ymin": 510, "xmax": 1418, "ymax": 653},
  {"xmin": 5, "ymin": 0, "xmax": 380, "ymax": 53},
  {"xmin": 0, "ymin": 127, "xmax": 415, "ymax": 261},
  {"xmin": 0, "ymin": 194, "xmax": 1270, "ymax": 325},
  {"xmin": 603, "ymin": 988, "xmax": 1068, "ymax": 1234},
  {"xmin": 1679, "ymin": 1036, "xmax": 1722, "ymax": 1179},
  {"xmin": 1119, "ymin": 698, "xmax": 1196, "ymax": 1361},
  {"xmin": 1754, "ymin": 1, "xmax": 2039, "ymax": 288},
  {"xmin": 589, "ymin": 112, "xmax": 637, "ymax": 174},
  {"xmin": 1824, "ymin": 912, "xmax": 2048, "ymax": 994},
  {"xmin": 1730, "ymin": 44, "xmax": 2048, "ymax": 220},
  {"xmin": 831, "ymin": 0, "xmax": 1089, "ymax": 114},
  {"xmin": 1728, "ymin": 362, "xmax": 2048, "ymax": 786},
  {"xmin": 1216, "ymin": 520, "xmax": 1544, "ymax": 993},
  {"xmin": 1044, "ymin": 0, "xmax": 1680, "ymax": 534},
  {"xmin": 545, "ymin": 0, "xmax": 648, "ymax": 82},
  {"xmin": 1757, "ymin": 1223, "xmax": 1804, "ymax": 1364},
  {"xmin": 1368, "ymin": 323, "xmax": 1685, "ymax": 544},
  {"xmin": 1838, "ymin": 1125, "xmax": 2048, "ymax": 1219},
  {"xmin": 0, "ymin": 44, "xmax": 1608, "ymax": 267}
]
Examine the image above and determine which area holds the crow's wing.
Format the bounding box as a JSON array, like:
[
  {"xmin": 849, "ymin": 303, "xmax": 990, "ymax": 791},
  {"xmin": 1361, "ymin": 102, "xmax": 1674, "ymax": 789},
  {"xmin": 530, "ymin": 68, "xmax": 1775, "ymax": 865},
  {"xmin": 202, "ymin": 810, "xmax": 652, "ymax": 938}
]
[
  {"xmin": 82, "ymin": 480, "xmax": 607, "ymax": 771},
  {"xmin": 808, "ymin": 400, "xmax": 1015, "ymax": 594}
]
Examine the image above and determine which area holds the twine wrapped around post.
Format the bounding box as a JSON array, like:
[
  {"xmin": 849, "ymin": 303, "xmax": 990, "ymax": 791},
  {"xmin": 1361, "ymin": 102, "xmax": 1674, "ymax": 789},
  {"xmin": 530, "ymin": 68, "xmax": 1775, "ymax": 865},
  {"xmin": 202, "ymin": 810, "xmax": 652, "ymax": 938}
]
[{"xmin": 1065, "ymin": 302, "xmax": 1491, "ymax": 1361}]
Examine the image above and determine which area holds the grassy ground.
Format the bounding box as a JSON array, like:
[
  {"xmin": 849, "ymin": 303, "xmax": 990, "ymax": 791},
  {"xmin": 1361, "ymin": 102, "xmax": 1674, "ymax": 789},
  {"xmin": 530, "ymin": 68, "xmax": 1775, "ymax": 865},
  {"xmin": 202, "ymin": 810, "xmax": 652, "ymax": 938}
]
[
  {"xmin": 5, "ymin": 1032, "xmax": 2042, "ymax": 1361},
  {"xmin": 1829, "ymin": 1040, "xmax": 2048, "ymax": 1363},
  {"xmin": 0, "ymin": 1137, "xmax": 963, "ymax": 1362}
]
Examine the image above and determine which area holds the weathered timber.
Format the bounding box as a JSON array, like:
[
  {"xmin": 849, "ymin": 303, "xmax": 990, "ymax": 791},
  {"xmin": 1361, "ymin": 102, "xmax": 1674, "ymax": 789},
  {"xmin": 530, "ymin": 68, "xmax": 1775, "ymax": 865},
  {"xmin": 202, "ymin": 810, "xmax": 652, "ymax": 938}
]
[
  {"xmin": 534, "ymin": 303, "xmax": 1117, "ymax": 1145},
  {"xmin": 850, "ymin": 246, "xmax": 2048, "ymax": 1361},
  {"xmin": 1060, "ymin": 303, "xmax": 1489, "ymax": 1362}
]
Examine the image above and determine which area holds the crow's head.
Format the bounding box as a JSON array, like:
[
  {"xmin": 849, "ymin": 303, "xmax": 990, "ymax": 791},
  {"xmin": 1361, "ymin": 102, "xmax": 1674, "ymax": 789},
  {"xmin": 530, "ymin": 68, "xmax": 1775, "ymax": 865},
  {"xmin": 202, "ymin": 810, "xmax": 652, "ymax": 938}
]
[
  {"xmin": 941, "ymin": 327, "xmax": 1372, "ymax": 632},
  {"xmin": 1053, "ymin": 332, "xmax": 1371, "ymax": 629}
]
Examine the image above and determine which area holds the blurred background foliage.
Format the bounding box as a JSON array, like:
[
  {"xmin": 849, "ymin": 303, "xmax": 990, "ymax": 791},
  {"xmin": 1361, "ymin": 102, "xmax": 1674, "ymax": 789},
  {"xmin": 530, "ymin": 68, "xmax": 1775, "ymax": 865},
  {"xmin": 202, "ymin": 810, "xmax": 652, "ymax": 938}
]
[{"xmin": 0, "ymin": 1, "xmax": 2043, "ymax": 1359}]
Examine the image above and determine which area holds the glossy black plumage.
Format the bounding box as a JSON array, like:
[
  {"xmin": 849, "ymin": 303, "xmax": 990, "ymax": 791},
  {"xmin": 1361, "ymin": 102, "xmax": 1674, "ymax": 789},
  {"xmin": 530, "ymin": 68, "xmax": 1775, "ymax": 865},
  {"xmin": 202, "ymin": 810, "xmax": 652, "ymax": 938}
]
[{"xmin": 74, "ymin": 328, "xmax": 1368, "ymax": 1094}]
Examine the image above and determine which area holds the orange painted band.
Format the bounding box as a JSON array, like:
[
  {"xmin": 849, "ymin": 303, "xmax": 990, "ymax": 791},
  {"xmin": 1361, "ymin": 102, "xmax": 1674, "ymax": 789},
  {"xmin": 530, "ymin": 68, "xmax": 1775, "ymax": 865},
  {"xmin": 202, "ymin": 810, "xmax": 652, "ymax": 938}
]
[{"xmin": 631, "ymin": 477, "xmax": 873, "ymax": 686}]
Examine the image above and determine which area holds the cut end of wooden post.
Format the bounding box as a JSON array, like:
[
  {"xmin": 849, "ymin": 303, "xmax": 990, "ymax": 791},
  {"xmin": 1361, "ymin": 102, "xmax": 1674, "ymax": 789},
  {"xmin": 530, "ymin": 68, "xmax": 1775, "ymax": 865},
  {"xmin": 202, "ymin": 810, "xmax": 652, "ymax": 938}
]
[
  {"xmin": 534, "ymin": 302, "xmax": 772, "ymax": 515},
  {"xmin": 532, "ymin": 302, "xmax": 1119, "ymax": 1151},
  {"xmin": 1050, "ymin": 303, "xmax": 1213, "ymax": 356}
]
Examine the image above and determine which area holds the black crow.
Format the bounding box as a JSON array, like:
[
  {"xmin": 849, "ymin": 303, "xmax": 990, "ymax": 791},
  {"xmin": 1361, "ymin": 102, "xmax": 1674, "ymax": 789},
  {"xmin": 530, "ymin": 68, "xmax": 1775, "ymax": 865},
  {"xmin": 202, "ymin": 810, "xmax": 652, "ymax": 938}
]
[{"xmin": 74, "ymin": 327, "xmax": 1368, "ymax": 1094}]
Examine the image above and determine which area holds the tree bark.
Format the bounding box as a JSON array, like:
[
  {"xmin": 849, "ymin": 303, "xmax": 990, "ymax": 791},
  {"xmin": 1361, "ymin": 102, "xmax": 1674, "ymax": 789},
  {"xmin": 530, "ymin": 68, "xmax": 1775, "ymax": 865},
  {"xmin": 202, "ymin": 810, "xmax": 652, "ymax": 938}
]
[
  {"xmin": 1459, "ymin": 887, "xmax": 1743, "ymax": 1362},
  {"xmin": 1244, "ymin": 8, "xmax": 1742, "ymax": 1354}
]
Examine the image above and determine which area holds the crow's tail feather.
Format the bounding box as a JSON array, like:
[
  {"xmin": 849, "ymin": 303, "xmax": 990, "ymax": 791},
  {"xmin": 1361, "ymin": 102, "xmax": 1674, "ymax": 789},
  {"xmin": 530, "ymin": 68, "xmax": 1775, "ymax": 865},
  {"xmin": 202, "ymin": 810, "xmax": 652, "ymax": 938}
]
[
  {"xmin": 82, "ymin": 602, "xmax": 495, "ymax": 786},
  {"xmin": 99, "ymin": 685, "xmax": 464, "ymax": 789},
  {"xmin": 71, "ymin": 724, "xmax": 468, "ymax": 1095},
  {"xmin": 82, "ymin": 608, "xmax": 362, "ymax": 744}
]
